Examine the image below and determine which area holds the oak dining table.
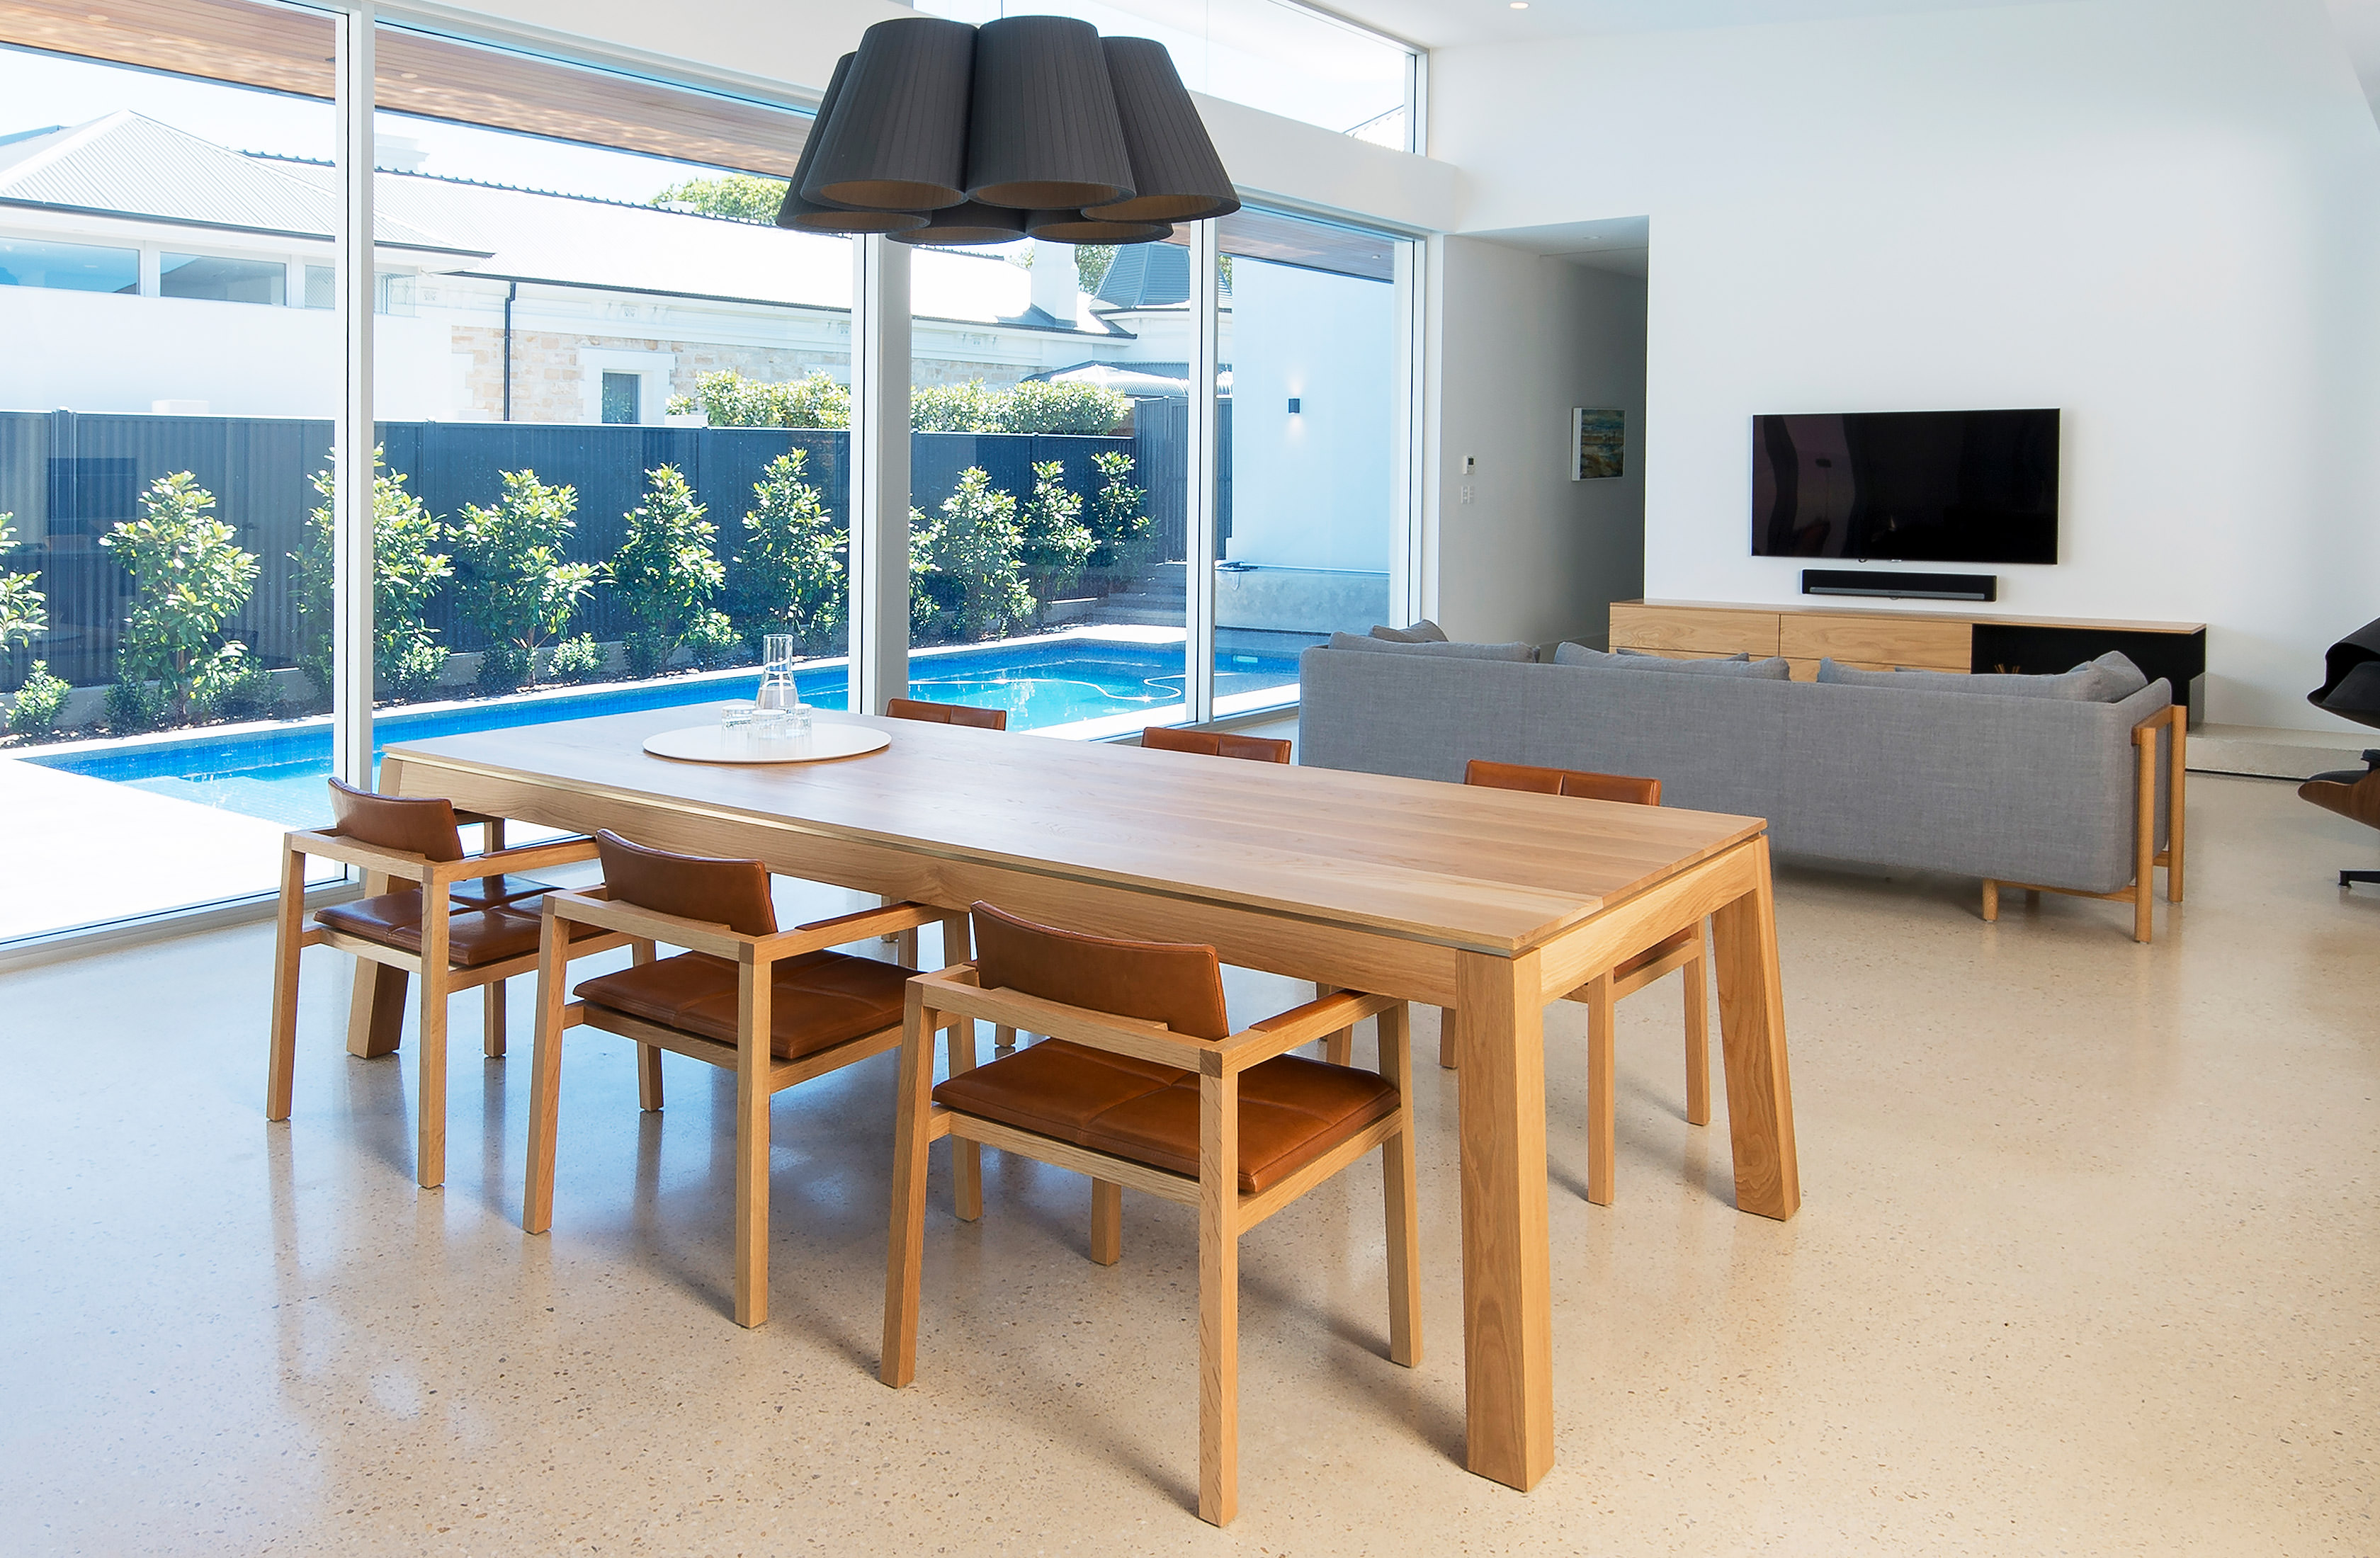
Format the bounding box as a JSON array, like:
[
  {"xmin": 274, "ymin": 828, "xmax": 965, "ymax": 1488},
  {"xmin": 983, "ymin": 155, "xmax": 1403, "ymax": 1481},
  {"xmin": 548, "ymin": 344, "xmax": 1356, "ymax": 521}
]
[{"xmin": 368, "ymin": 704, "xmax": 1801, "ymax": 1494}]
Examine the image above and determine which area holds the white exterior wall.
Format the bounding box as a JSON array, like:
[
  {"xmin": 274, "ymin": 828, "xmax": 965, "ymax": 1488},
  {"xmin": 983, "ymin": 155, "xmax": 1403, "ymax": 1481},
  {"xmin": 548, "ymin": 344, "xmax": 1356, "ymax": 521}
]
[
  {"xmin": 1223, "ymin": 261, "xmax": 1396, "ymax": 574},
  {"xmin": 1432, "ymin": 0, "xmax": 2380, "ymax": 728}
]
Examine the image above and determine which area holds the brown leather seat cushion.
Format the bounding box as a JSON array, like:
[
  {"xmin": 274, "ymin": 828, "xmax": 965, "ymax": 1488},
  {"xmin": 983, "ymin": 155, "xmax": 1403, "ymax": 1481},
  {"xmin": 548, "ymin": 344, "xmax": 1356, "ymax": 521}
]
[
  {"xmin": 932, "ymin": 1040, "xmax": 1398, "ymax": 1193},
  {"xmin": 574, "ymin": 950, "xmax": 912, "ymax": 1061},
  {"xmin": 316, "ymin": 890, "xmax": 598, "ymax": 968}
]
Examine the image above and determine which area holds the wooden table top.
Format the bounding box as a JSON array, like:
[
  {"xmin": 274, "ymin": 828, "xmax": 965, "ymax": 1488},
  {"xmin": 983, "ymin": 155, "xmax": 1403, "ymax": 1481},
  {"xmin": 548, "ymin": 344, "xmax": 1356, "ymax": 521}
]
[{"xmin": 383, "ymin": 705, "xmax": 1766, "ymax": 957}]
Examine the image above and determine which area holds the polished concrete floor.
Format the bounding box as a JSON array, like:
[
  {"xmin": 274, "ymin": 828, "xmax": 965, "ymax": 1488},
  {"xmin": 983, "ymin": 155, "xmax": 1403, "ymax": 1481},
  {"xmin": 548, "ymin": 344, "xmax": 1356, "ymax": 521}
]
[{"xmin": 4, "ymin": 772, "xmax": 2376, "ymax": 1555}]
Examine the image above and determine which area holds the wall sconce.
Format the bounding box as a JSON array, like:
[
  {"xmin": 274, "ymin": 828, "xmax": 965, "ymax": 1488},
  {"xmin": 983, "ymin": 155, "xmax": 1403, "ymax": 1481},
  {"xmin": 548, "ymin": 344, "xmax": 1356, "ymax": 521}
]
[{"xmin": 1286, "ymin": 398, "xmax": 1301, "ymax": 414}]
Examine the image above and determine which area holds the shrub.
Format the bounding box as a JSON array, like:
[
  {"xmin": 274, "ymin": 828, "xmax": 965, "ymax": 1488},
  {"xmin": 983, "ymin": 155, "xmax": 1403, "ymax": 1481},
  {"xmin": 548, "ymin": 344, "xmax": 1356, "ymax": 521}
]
[
  {"xmin": 693, "ymin": 369, "xmax": 850, "ymax": 429},
  {"xmin": 449, "ymin": 470, "xmax": 599, "ymax": 688},
  {"xmin": 1087, "ymin": 450, "xmax": 1152, "ymax": 572},
  {"xmin": 548, "ymin": 632, "xmax": 608, "ymax": 684},
  {"xmin": 476, "ymin": 641, "xmax": 531, "ymax": 693},
  {"xmin": 7, "ymin": 659, "xmax": 67, "ymax": 735},
  {"xmin": 910, "ymin": 380, "xmax": 1002, "ymax": 433},
  {"xmin": 998, "ymin": 379, "xmax": 1130, "ymax": 435},
  {"xmin": 683, "ymin": 610, "xmax": 744, "ymax": 670},
  {"xmin": 101, "ymin": 472, "xmax": 259, "ymax": 724},
  {"xmin": 292, "ymin": 448, "xmax": 453, "ymax": 703},
  {"xmin": 106, "ymin": 677, "xmax": 168, "ymax": 733},
  {"xmin": 196, "ymin": 644, "xmax": 280, "ymax": 722},
  {"xmin": 611, "ymin": 465, "xmax": 725, "ymax": 677},
  {"xmin": 915, "ymin": 467, "xmax": 1032, "ymax": 642},
  {"xmin": 0, "ymin": 514, "xmax": 47, "ymax": 652},
  {"xmin": 908, "ymin": 506, "xmax": 943, "ymax": 641},
  {"xmin": 730, "ymin": 449, "xmax": 846, "ymax": 653},
  {"xmin": 650, "ymin": 173, "xmax": 789, "ymax": 223},
  {"xmin": 1019, "ymin": 460, "xmax": 1094, "ymax": 622}
]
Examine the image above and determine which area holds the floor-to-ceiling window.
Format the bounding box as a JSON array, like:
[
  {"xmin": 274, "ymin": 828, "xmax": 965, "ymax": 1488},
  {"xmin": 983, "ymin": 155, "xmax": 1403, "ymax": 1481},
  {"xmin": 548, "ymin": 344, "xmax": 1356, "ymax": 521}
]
[
  {"xmin": 0, "ymin": 6, "xmax": 1426, "ymax": 953},
  {"xmin": 1209, "ymin": 207, "xmax": 1415, "ymax": 715},
  {"xmin": 905, "ymin": 234, "xmax": 1191, "ymax": 734},
  {"xmin": 0, "ymin": 0, "xmax": 351, "ymax": 942}
]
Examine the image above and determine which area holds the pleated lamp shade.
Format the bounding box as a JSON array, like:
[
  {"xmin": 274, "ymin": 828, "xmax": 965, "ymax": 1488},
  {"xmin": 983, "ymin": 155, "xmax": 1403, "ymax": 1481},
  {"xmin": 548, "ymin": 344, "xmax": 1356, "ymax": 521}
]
[
  {"xmin": 964, "ymin": 16, "xmax": 1135, "ymax": 211},
  {"xmin": 1025, "ymin": 209, "xmax": 1174, "ymax": 246},
  {"xmin": 802, "ymin": 16, "xmax": 977, "ymax": 212},
  {"xmin": 778, "ymin": 55, "xmax": 931, "ymax": 235},
  {"xmin": 888, "ymin": 201, "xmax": 1030, "ymax": 246},
  {"xmin": 1083, "ymin": 39, "xmax": 1239, "ymax": 223}
]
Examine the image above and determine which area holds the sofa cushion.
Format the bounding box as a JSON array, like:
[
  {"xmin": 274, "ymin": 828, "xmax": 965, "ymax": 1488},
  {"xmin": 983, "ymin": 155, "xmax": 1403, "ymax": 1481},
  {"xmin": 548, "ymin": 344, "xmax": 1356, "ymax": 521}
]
[
  {"xmin": 1815, "ymin": 654, "xmax": 2142, "ymax": 701},
  {"xmin": 1327, "ymin": 632, "xmax": 1538, "ymax": 662},
  {"xmin": 1555, "ymin": 642, "xmax": 1791, "ymax": 679},
  {"xmin": 1370, "ymin": 619, "xmax": 1449, "ymax": 643}
]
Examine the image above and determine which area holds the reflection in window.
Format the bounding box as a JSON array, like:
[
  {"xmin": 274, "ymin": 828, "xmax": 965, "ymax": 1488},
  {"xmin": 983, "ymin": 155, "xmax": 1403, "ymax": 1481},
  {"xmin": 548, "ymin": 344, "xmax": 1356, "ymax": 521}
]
[
  {"xmin": 600, "ymin": 371, "xmax": 640, "ymax": 425},
  {"xmin": 162, "ymin": 253, "xmax": 285, "ymax": 304},
  {"xmin": 0, "ymin": 237, "xmax": 139, "ymax": 293}
]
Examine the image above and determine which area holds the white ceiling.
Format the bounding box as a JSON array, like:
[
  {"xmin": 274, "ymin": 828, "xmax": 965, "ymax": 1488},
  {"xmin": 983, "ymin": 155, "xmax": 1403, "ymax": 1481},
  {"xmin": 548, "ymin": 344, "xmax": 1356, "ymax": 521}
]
[
  {"xmin": 2327, "ymin": 0, "xmax": 2380, "ymax": 111},
  {"xmin": 1316, "ymin": 0, "xmax": 2068, "ymax": 53},
  {"xmin": 1468, "ymin": 213, "xmax": 1650, "ymax": 275}
]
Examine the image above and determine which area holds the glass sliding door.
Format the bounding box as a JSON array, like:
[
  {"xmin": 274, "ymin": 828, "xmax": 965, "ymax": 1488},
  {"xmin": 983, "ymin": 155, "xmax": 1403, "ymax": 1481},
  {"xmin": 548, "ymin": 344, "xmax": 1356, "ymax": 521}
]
[
  {"xmin": 0, "ymin": 0, "xmax": 351, "ymax": 944},
  {"xmin": 906, "ymin": 234, "xmax": 1189, "ymax": 737},
  {"xmin": 1209, "ymin": 208, "xmax": 1413, "ymax": 716},
  {"xmin": 358, "ymin": 26, "xmax": 851, "ymax": 769}
]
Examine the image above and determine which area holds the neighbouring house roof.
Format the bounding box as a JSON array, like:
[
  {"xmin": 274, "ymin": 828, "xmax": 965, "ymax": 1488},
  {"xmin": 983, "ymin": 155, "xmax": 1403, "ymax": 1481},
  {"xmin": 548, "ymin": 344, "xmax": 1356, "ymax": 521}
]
[
  {"xmin": 0, "ymin": 110, "xmax": 1125, "ymax": 339},
  {"xmin": 0, "ymin": 112, "xmax": 482, "ymax": 255}
]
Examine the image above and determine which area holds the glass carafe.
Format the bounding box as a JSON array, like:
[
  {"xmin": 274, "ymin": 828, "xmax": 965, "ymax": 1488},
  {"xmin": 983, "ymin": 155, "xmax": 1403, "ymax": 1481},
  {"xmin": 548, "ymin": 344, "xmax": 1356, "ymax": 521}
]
[{"xmin": 755, "ymin": 634, "xmax": 810, "ymax": 737}]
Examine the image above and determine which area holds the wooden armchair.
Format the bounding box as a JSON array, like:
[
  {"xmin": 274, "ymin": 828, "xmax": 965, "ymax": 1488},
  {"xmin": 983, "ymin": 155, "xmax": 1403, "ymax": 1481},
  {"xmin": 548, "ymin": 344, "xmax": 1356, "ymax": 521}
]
[
  {"xmin": 882, "ymin": 902, "xmax": 1420, "ymax": 1526},
  {"xmin": 266, "ymin": 778, "xmax": 624, "ymax": 1189},
  {"xmin": 525, "ymin": 830, "xmax": 968, "ymax": 1329},
  {"xmin": 885, "ymin": 696, "xmax": 1007, "ymax": 730},
  {"xmin": 1439, "ymin": 759, "xmax": 1709, "ymax": 1207},
  {"xmin": 1140, "ymin": 724, "xmax": 1292, "ymax": 763}
]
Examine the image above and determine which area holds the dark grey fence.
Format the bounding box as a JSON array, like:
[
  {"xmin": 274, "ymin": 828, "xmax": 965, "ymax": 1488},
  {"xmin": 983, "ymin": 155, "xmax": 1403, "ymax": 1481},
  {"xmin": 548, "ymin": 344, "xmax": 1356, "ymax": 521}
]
[{"xmin": 0, "ymin": 411, "xmax": 1186, "ymax": 689}]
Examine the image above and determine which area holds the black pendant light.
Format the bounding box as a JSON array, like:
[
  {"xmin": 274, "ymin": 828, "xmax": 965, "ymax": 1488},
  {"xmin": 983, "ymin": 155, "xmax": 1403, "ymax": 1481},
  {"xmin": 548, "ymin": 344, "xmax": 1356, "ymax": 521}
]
[
  {"xmin": 803, "ymin": 16, "xmax": 977, "ymax": 212},
  {"xmin": 1083, "ymin": 39, "xmax": 1240, "ymax": 224},
  {"xmin": 778, "ymin": 55, "xmax": 931, "ymax": 235},
  {"xmin": 1025, "ymin": 209, "xmax": 1174, "ymax": 246},
  {"xmin": 888, "ymin": 201, "xmax": 1030, "ymax": 247},
  {"xmin": 963, "ymin": 16, "xmax": 1135, "ymax": 211}
]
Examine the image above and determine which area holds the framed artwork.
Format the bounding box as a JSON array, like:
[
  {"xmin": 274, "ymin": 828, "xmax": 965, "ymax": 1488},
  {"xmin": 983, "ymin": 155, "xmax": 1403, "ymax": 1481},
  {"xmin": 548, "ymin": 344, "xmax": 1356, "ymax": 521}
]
[{"xmin": 1572, "ymin": 407, "xmax": 1626, "ymax": 480}]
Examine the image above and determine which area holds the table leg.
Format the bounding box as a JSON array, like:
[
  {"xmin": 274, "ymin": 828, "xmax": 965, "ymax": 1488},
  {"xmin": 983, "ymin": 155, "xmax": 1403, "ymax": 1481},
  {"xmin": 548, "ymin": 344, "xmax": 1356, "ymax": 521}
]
[
  {"xmin": 1708, "ymin": 836, "xmax": 1800, "ymax": 1221},
  {"xmin": 1454, "ymin": 947, "xmax": 1553, "ymax": 1492}
]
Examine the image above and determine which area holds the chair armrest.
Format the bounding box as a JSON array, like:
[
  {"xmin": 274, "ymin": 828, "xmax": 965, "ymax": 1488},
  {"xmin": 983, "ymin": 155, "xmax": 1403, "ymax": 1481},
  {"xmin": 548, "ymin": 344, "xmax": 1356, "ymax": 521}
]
[
  {"xmin": 431, "ymin": 836, "xmax": 599, "ymax": 885},
  {"xmin": 790, "ymin": 902, "xmax": 945, "ymax": 943},
  {"xmin": 283, "ymin": 829, "xmax": 433, "ymax": 884},
  {"xmin": 907, "ymin": 967, "xmax": 1194, "ymax": 1071},
  {"xmin": 1222, "ymin": 989, "xmax": 1400, "ymax": 1072},
  {"xmin": 538, "ymin": 889, "xmax": 748, "ymax": 960}
]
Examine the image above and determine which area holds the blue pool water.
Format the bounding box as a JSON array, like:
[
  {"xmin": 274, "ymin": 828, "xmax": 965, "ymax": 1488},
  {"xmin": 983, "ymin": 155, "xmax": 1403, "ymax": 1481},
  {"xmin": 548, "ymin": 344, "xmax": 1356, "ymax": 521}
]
[{"xmin": 28, "ymin": 639, "xmax": 1298, "ymax": 829}]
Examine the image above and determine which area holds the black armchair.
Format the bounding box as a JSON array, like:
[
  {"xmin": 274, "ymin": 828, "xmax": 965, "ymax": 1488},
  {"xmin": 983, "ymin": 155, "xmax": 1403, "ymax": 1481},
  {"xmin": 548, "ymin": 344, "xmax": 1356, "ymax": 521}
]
[{"xmin": 2304, "ymin": 618, "xmax": 2380, "ymax": 888}]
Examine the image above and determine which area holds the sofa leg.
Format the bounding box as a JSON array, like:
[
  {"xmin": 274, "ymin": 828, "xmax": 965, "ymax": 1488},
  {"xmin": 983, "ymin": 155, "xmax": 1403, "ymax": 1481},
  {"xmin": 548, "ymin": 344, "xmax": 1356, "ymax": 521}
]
[{"xmin": 1981, "ymin": 880, "xmax": 1998, "ymax": 922}]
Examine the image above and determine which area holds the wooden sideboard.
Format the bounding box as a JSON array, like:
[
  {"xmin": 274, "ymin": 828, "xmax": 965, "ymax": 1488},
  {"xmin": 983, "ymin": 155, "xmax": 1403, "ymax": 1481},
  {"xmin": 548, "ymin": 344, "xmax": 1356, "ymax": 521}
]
[{"xmin": 1608, "ymin": 599, "xmax": 2209, "ymax": 718}]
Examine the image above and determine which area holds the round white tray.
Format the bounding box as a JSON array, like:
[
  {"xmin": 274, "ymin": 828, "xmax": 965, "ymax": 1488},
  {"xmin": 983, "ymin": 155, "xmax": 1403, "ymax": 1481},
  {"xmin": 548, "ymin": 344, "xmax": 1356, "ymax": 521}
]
[{"xmin": 642, "ymin": 721, "xmax": 890, "ymax": 766}]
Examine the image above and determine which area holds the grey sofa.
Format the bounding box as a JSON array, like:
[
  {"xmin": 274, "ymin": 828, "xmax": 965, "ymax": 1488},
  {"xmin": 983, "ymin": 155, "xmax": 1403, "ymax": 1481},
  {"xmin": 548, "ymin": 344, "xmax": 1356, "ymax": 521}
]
[{"xmin": 1297, "ymin": 645, "xmax": 2183, "ymax": 929}]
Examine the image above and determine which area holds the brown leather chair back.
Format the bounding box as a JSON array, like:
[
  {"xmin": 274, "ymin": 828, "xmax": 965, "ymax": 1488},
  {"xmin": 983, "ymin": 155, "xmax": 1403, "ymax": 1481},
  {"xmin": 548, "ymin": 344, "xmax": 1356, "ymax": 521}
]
[
  {"xmin": 885, "ymin": 697, "xmax": 1008, "ymax": 731},
  {"xmin": 327, "ymin": 776, "xmax": 465, "ymax": 862},
  {"xmin": 970, "ymin": 900, "xmax": 1231, "ymax": 1041},
  {"xmin": 1464, "ymin": 758, "xmax": 1660, "ymax": 807},
  {"xmin": 594, "ymin": 829, "xmax": 778, "ymax": 937},
  {"xmin": 1141, "ymin": 726, "xmax": 1292, "ymax": 764}
]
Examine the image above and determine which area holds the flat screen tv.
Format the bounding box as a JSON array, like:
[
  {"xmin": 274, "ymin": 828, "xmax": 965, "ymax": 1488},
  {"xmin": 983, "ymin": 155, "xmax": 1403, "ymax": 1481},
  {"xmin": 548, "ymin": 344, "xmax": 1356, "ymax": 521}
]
[{"xmin": 1750, "ymin": 409, "xmax": 2059, "ymax": 565}]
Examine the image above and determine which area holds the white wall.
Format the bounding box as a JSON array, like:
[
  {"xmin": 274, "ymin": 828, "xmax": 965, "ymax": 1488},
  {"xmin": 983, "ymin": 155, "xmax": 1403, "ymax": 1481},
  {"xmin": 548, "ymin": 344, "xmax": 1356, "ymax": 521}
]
[
  {"xmin": 1225, "ymin": 260, "xmax": 1397, "ymax": 573},
  {"xmin": 1427, "ymin": 239, "xmax": 1648, "ymax": 649},
  {"xmin": 1432, "ymin": 0, "xmax": 2380, "ymax": 728}
]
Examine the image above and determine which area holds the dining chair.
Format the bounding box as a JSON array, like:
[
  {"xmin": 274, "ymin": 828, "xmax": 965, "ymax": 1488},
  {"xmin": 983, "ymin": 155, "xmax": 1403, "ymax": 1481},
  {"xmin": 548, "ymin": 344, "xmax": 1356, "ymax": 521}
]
[
  {"xmin": 885, "ymin": 696, "xmax": 1008, "ymax": 731},
  {"xmin": 266, "ymin": 778, "xmax": 625, "ymax": 1189},
  {"xmin": 1140, "ymin": 724, "xmax": 1292, "ymax": 763},
  {"xmin": 1440, "ymin": 758, "xmax": 1711, "ymax": 1207},
  {"xmin": 882, "ymin": 901, "xmax": 1420, "ymax": 1527},
  {"xmin": 524, "ymin": 829, "xmax": 970, "ymax": 1329}
]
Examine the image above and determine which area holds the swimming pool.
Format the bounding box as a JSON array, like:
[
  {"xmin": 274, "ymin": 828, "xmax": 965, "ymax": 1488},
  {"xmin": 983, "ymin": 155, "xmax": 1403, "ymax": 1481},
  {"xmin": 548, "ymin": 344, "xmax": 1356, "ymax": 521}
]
[{"xmin": 25, "ymin": 637, "xmax": 1300, "ymax": 829}]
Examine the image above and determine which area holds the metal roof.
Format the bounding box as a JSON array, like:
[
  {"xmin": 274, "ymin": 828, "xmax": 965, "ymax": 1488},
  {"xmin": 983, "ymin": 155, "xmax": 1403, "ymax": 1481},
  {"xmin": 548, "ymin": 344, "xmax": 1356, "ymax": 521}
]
[{"xmin": 0, "ymin": 112, "xmax": 482, "ymax": 254}]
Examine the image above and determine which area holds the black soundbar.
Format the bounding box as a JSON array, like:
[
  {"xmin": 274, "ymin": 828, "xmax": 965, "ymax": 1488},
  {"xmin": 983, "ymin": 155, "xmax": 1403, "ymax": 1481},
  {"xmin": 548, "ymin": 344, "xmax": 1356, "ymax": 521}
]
[{"xmin": 1801, "ymin": 569, "xmax": 1998, "ymax": 603}]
